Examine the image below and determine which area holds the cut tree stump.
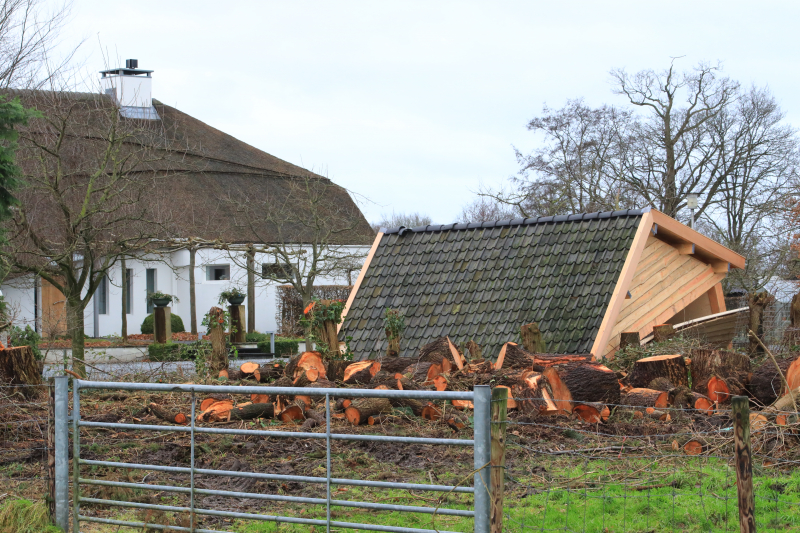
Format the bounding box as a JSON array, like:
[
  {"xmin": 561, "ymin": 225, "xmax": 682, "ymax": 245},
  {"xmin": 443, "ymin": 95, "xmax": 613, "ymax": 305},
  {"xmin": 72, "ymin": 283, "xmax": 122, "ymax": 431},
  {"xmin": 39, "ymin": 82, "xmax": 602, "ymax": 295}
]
[
  {"xmin": 513, "ymin": 371, "xmax": 557, "ymax": 415},
  {"xmin": 543, "ymin": 362, "xmax": 620, "ymax": 413},
  {"xmin": 652, "ymin": 324, "xmax": 675, "ymax": 342},
  {"xmin": 326, "ymin": 359, "xmax": 351, "ymax": 382},
  {"xmin": 690, "ymin": 349, "xmax": 750, "ymax": 403},
  {"xmin": 573, "ymin": 402, "xmax": 608, "ymax": 423},
  {"xmin": 227, "ymin": 402, "xmax": 275, "ymax": 421},
  {"xmin": 345, "ymin": 397, "xmax": 392, "ymax": 425},
  {"xmin": 520, "ymin": 322, "xmax": 547, "ymax": 353},
  {"xmin": 464, "ymin": 340, "xmax": 481, "ymax": 361},
  {"xmin": 748, "ymin": 358, "xmax": 793, "ymax": 406},
  {"xmin": 623, "ymin": 388, "xmax": 669, "ymax": 408},
  {"xmin": 619, "ymin": 332, "xmax": 641, "ymax": 351},
  {"xmin": 379, "ymin": 357, "xmax": 416, "ymax": 375},
  {"xmin": 403, "ymin": 361, "xmax": 442, "ymax": 384},
  {"xmin": 628, "ymin": 354, "xmax": 688, "ymax": 388},
  {"xmin": 418, "ymin": 337, "xmax": 464, "ymax": 369},
  {"xmin": 0, "ymin": 346, "xmax": 42, "ymax": 397}
]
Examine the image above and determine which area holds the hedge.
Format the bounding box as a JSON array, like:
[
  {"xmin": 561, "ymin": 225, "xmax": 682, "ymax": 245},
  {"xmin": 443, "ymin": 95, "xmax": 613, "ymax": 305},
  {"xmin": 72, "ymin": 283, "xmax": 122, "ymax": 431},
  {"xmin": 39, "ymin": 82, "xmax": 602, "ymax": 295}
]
[
  {"xmin": 147, "ymin": 343, "xmax": 183, "ymax": 362},
  {"xmin": 141, "ymin": 313, "xmax": 186, "ymax": 335},
  {"xmin": 245, "ymin": 332, "xmax": 269, "ymax": 343},
  {"xmin": 258, "ymin": 337, "xmax": 300, "ymax": 356}
]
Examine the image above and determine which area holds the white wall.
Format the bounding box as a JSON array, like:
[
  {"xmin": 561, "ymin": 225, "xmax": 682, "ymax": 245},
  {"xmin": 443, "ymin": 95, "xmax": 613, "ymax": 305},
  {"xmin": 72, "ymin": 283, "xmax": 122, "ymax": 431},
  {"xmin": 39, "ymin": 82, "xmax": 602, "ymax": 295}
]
[{"xmin": 1, "ymin": 245, "xmax": 368, "ymax": 338}]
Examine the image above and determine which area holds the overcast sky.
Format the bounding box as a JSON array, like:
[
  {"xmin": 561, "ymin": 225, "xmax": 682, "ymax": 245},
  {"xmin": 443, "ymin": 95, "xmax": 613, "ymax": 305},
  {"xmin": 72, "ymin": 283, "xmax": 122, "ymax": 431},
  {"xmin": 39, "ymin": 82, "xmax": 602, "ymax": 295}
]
[{"xmin": 57, "ymin": 1, "xmax": 800, "ymax": 224}]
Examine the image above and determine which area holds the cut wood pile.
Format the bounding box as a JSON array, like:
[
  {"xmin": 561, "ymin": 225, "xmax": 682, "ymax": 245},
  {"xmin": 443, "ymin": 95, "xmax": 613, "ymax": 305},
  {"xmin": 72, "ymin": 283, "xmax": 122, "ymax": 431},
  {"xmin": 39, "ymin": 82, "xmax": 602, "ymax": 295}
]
[{"xmin": 144, "ymin": 337, "xmax": 800, "ymax": 430}]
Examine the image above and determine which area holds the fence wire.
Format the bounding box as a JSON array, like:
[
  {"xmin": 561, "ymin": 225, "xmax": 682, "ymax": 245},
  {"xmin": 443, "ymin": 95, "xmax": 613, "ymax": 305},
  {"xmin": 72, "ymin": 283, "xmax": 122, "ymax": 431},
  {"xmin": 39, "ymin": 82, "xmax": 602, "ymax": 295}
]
[{"xmin": 497, "ymin": 394, "xmax": 800, "ymax": 533}]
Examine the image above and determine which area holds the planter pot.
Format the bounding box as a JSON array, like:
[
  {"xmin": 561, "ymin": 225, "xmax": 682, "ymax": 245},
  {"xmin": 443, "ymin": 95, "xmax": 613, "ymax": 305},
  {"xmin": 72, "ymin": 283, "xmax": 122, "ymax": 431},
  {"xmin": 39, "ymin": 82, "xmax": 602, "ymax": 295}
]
[
  {"xmin": 151, "ymin": 298, "xmax": 172, "ymax": 307},
  {"xmin": 228, "ymin": 295, "xmax": 245, "ymax": 305}
]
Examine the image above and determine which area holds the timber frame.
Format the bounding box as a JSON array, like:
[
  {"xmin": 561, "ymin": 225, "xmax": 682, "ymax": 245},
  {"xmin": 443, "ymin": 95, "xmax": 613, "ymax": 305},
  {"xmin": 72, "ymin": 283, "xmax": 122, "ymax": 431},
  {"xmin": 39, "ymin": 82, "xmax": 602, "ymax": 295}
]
[
  {"xmin": 338, "ymin": 230, "xmax": 384, "ymax": 333},
  {"xmin": 590, "ymin": 208, "xmax": 745, "ymax": 359}
]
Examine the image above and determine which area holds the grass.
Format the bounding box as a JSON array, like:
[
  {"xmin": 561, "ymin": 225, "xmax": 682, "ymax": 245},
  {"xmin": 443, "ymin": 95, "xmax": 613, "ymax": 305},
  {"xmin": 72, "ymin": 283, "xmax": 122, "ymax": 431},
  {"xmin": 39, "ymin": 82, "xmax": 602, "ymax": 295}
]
[{"xmin": 0, "ymin": 499, "xmax": 62, "ymax": 533}]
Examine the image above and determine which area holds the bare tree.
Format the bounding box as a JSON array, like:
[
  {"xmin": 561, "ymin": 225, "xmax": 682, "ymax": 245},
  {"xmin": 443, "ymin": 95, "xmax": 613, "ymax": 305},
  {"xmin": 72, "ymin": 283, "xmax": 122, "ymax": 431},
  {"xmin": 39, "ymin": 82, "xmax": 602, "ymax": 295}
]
[
  {"xmin": 371, "ymin": 211, "xmax": 432, "ymax": 232},
  {"xmin": 225, "ymin": 172, "xmax": 372, "ymax": 348},
  {"xmin": 611, "ymin": 60, "xmax": 739, "ymax": 218},
  {"xmin": 1, "ymin": 88, "xmax": 183, "ymax": 376},
  {"xmin": 495, "ymin": 99, "xmax": 638, "ymax": 217},
  {"xmin": 703, "ymin": 86, "xmax": 799, "ymax": 293},
  {"xmin": 458, "ymin": 196, "xmax": 517, "ymax": 223},
  {"xmin": 0, "ymin": 0, "xmax": 78, "ymax": 89}
]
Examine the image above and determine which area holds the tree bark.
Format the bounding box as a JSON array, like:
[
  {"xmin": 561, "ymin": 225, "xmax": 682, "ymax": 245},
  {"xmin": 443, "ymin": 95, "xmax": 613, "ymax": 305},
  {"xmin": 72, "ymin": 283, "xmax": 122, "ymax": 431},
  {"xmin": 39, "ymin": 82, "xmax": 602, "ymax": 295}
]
[
  {"xmin": 208, "ymin": 307, "xmax": 228, "ymax": 376},
  {"xmin": 66, "ymin": 296, "xmax": 86, "ymax": 378},
  {"xmin": 690, "ymin": 348, "xmax": 750, "ymax": 403},
  {"xmin": 543, "ymin": 363, "xmax": 620, "ymax": 413},
  {"xmin": 748, "ymin": 357, "xmax": 793, "ymax": 406},
  {"xmin": 246, "ymin": 246, "xmax": 255, "ymax": 334},
  {"xmin": 189, "ymin": 246, "xmax": 198, "ymax": 335},
  {"xmin": 520, "ymin": 322, "xmax": 546, "ymax": 353},
  {"xmin": 120, "ymin": 256, "xmax": 128, "ymax": 342},
  {"xmin": 748, "ymin": 291, "xmax": 773, "ymax": 355},
  {"xmin": 628, "ymin": 354, "xmax": 688, "ymax": 388}
]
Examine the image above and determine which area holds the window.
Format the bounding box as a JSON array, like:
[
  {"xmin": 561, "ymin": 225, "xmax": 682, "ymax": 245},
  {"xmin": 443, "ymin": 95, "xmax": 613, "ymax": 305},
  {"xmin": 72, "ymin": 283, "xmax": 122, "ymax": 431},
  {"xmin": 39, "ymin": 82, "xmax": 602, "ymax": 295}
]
[
  {"xmin": 125, "ymin": 268, "xmax": 133, "ymax": 314},
  {"xmin": 146, "ymin": 268, "xmax": 156, "ymax": 314},
  {"xmin": 97, "ymin": 276, "xmax": 109, "ymax": 315},
  {"xmin": 262, "ymin": 263, "xmax": 292, "ymax": 279},
  {"xmin": 206, "ymin": 265, "xmax": 230, "ymax": 281}
]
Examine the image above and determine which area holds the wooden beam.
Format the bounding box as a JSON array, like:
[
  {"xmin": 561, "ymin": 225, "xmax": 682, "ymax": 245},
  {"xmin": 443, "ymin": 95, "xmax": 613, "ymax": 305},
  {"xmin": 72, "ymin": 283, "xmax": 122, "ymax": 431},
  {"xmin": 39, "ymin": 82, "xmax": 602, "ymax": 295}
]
[
  {"xmin": 338, "ymin": 232, "xmax": 384, "ymax": 333},
  {"xmin": 650, "ymin": 210, "xmax": 745, "ymax": 269},
  {"xmin": 590, "ymin": 211, "xmax": 654, "ymax": 359},
  {"xmin": 707, "ymin": 283, "xmax": 726, "ymax": 314},
  {"xmin": 676, "ymin": 243, "xmax": 695, "ymax": 255},
  {"xmin": 712, "ymin": 261, "xmax": 730, "ymax": 273}
]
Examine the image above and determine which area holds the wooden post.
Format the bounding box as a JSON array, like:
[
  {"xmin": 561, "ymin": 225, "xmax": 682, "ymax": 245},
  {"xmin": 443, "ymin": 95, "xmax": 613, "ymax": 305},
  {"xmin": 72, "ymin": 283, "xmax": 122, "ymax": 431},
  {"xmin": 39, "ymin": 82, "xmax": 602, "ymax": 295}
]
[
  {"xmin": 208, "ymin": 307, "xmax": 228, "ymax": 376},
  {"xmin": 732, "ymin": 395, "xmax": 756, "ymax": 532},
  {"xmin": 520, "ymin": 322, "xmax": 546, "ymax": 353},
  {"xmin": 490, "ymin": 386, "xmax": 508, "ymax": 533},
  {"xmin": 619, "ymin": 331, "xmax": 640, "ymax": 351},
  {"xmin": 153, "ymin": 306, "xmax": 172, "ymax": 344},
  {"xmin": 465, "ymin": 340, "xmax": 482, "ymax": 361},
  {"xmin": 652, "ymin": 323, "xmax": 674, "ymax": 343},
  {"xmin": 229, "ymin": 304, "xmax": 246, "ymax": 343},
  {"xmin": 246, "ymin": 246, "xmax": 256, "ymax": 334}
]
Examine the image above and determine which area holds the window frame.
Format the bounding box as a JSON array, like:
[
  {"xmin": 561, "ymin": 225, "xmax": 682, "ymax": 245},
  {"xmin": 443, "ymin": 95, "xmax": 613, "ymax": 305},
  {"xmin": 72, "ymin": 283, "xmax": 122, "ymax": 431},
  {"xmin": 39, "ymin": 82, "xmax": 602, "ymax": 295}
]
[{"xmin": 206, "ymin": 264, "xmax": 231, "ymax": 282}]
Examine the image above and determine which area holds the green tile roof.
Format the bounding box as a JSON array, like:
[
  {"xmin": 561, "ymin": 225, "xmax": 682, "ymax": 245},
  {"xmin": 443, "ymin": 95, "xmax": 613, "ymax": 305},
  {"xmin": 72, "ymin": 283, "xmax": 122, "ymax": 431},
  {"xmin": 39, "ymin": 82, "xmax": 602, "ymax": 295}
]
[{"xmin": 341, "ymin": 210, "xmax": 645, "ymax": 360}]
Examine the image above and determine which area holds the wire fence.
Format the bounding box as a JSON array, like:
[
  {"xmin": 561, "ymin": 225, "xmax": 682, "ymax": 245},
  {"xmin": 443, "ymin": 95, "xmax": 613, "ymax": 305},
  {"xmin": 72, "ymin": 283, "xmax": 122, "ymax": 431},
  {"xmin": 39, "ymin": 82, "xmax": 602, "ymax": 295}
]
[{"xmin": 498, "ymin": 395, "xmax": 800, "ymax": 533}]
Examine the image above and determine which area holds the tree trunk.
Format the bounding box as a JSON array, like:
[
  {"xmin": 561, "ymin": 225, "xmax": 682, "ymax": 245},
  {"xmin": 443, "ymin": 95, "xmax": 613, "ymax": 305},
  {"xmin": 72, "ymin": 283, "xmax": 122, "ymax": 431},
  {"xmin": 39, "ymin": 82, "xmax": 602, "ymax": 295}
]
[
  {"xmin": 520, "ymin": 322, "xmax": 546, "ymax": 353},
  {"xmin": 0, "ymin": 346, "xmax": 42, "ymax": 397},
  {"xmin": 748, "ymin": 291, "xmax": 773, "ymax": 355},
  {"xmin": 189, "ymin": 246, "xmax": 198, "ymax": 336},
  {"xmin": 748, "ymin": 358, "xmax": 793, "ymax": 407},
  {"xmin": 66, "ymin": 297, "xmax": 86, "ymax": 378},
  {"xmin": 120, "ymin": 256, "xmax": 128, "ymax": 342},
  {"xmin": 690, "ymin": 348, "xmax": 751, "ymax": 403},
  {"xmin": 208, "ymin": 307, "xmax": 228, "ymax": 376},
  {"xmin": 246, "ymin": 247, "xmax": 255, "ymax": 334},
  {"xmin": 628, "ymin": 354, "xmax": 689, "ymax": 388},
  {"xmin": 542, "ymin": 363, "xmax": 620, "ymax": 413}
]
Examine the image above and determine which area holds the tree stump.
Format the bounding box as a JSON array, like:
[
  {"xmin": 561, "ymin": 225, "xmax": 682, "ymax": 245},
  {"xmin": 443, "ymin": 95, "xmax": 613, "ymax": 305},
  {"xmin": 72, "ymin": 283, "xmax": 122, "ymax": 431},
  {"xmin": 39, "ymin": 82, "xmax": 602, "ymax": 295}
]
[
  {"xmin": 521, "ymin": 322, "xmax": 546, "ymax": 353},
  {"xmin": 748, "ymin": 291, "xmax": 774, "ymax": 355},
  {"xmin": 542, "ymin": 362, "xmax": 620, "ymax": 413},
  {"xmin": 690, "ymin": 349, "xmax": 750, "ymax": 403},
  {"xmin": 652, "ymin": 324, "xmax": 675, "ymax": 342},
  {"xmin": 207, "ymin": 307, "xmax": 228, "ymax": 376},
  {"xmin": 623, "ymin": 388, "xmax": 669, "ymax": 408},
  {"xmin": 619, "ymin": 332, "xmax": 641, "ymax": 351},
  {"xmin": 0, "ymin": 346, "xmax": 42, "ymax": 397},
  {"xmin": 628, "ymin": 354, "xmax": 688, "ymax": 388}
]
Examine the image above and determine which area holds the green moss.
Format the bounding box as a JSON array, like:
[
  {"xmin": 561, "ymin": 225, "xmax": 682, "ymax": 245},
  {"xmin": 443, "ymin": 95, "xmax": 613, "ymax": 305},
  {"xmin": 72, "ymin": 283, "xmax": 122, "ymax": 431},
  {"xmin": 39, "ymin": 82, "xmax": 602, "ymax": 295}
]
[{"xmin": 140, "ymin": 313, "xmax": 186, "ymax": 334}]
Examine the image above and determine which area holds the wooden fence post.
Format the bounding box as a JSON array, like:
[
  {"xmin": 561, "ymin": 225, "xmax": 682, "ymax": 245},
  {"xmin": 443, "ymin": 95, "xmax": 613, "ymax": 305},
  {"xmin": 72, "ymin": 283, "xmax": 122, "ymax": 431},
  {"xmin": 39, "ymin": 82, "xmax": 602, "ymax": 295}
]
[
  {"xmin": 732, "ymin": 395, "xmax": 756, "ymax": 532},
  {"xmin": 47, "ymin": 378, "xmax": 55, "ymax": 522},
  {"xmin": 490, "ymin": 386, "xmax": 508, "ymax": 533}
]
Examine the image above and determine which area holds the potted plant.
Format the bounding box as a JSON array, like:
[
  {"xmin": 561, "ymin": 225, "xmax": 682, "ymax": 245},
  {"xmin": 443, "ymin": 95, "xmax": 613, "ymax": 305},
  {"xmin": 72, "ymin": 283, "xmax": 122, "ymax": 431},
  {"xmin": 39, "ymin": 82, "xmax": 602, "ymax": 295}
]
[
  {"xmin": 148, "ymin": 290, "xmax": 178, "ymax": 308},
  {"xmin": 218, "ymin": 287, "xmax": 246, "ymax": 306}
]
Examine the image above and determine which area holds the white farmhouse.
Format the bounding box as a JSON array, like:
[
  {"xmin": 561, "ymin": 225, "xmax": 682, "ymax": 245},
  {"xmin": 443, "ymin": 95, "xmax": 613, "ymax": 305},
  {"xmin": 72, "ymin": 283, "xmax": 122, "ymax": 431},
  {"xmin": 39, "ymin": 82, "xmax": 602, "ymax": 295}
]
[{"xmin": 1, "ymin": 60, "xmax": 374, "ymax": 338}]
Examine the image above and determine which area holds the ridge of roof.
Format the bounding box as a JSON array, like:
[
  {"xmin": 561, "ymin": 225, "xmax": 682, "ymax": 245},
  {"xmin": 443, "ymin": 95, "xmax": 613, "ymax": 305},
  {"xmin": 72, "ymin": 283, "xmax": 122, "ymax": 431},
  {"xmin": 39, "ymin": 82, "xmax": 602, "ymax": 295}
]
[{"xmin": 381, "ymin": 208, "xmax": 650, "ymax": 235}]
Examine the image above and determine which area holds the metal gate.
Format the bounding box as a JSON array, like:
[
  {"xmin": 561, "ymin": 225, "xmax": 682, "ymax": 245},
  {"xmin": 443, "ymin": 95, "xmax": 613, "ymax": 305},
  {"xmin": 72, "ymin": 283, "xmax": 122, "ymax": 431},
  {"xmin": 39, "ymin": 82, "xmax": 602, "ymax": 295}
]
[{"xmin": 52, "ymin": 376, "xmax": 492, "ymax": 532}]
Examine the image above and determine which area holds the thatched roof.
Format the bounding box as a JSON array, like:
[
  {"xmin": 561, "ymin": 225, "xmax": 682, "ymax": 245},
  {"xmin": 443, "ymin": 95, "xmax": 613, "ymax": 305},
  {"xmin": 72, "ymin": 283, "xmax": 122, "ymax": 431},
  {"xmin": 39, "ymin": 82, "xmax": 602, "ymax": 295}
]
[{"xmin": 6, "ymin": 89, "xmax": 374, "ymax": 246}]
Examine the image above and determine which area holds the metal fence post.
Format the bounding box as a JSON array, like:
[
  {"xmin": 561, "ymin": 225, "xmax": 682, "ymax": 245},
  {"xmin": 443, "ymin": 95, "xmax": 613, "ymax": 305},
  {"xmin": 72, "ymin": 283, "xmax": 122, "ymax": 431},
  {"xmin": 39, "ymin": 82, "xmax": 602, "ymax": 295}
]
[
  {"xmin": 271, "ymin": 332, "xmax": 275, "ymax": 355},
  {"xmin": 72, "ymin": 379, "xmax": 81, "ymax": 533},
  {"xmin": 474, "ymin": 385, "xmax": 491, "ymax": 533},
  {"xmin": 54, "ymin": 375, "xmax": 69, "ymax": 531},
  {"xmin": 733, "ymin": 395, "xmax": 756, "ymax": 532}
]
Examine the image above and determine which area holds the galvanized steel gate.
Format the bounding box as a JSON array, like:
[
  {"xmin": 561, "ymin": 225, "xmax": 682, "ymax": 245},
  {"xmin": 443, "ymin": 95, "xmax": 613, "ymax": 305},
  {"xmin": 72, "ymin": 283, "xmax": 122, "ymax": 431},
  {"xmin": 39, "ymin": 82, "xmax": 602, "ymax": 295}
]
[{"xmin": 52, "ymin": 376, "xmax": 492, "ymax": 532}]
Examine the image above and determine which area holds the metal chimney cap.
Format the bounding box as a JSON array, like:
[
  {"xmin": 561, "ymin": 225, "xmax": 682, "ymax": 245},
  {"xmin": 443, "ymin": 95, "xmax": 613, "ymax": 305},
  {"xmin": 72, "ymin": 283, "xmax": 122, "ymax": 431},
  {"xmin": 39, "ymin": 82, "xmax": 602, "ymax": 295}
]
[{"xmin": 125, "ymin": 59, "xmax": 138, "ymax": 69}]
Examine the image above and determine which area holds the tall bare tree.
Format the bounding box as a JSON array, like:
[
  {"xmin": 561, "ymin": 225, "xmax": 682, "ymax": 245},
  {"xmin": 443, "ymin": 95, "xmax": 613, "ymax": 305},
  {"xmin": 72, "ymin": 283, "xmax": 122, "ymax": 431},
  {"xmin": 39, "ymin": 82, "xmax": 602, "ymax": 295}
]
[
  {"xmin": 1, "ymin": 88, "xmax": 182, "ymax": 376},
  {"xmin": 371, "ymin": 211, "xmax": 432, "ymax": 233},
  {"xmin": 225, "ymin": 173, "xmax": 372, "ymax": 348},
  {"xmin": 611, "ymin": 60, "xmax": 739, "ymax": 219}
]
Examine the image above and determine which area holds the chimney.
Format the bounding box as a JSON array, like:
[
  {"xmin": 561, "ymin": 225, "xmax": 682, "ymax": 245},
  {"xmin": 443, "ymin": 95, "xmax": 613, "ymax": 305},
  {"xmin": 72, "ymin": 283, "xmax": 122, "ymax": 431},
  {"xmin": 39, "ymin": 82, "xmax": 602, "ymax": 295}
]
[{"xmin": 99, "ymin": 59, "xmax": 159, "ymax": 119}]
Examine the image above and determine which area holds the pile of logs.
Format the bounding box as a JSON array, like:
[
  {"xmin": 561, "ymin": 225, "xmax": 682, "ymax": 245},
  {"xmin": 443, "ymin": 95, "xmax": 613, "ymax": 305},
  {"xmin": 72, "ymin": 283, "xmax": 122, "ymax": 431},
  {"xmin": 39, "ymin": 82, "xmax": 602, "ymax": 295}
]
[{"xmin": 145, "ymin": 335, "xmax": 800, "ymax": 430}]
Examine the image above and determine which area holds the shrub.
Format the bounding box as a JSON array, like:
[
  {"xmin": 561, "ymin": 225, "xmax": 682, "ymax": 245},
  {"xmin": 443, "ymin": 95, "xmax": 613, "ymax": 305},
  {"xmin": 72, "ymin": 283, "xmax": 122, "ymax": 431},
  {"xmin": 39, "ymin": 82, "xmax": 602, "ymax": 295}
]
[
  {"xmin": 258, "ymin": 337, "xmax": 300, "ymax": 356},
  {"xmin": 9, "ymin": 325, "xmax": 42, "ymax": 360},
  {"xmin": 245, "ymin": 332, "xmax": 269, "ymax": 343},
  {"xmin": 147, "ymin": 343, "xmax": 183, "ymax": 361},
  {"xmin": 141, "ymin": 313, "xmax": 186, "ymax": 334}
]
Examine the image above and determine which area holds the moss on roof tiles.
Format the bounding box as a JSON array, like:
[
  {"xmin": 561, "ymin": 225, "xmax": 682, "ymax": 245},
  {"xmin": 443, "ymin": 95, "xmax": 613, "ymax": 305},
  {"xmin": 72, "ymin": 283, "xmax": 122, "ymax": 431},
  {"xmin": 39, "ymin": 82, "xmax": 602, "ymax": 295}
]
[{"xmin": 341, "ymin": 211, "xmax": 642, "ymax": 359}]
